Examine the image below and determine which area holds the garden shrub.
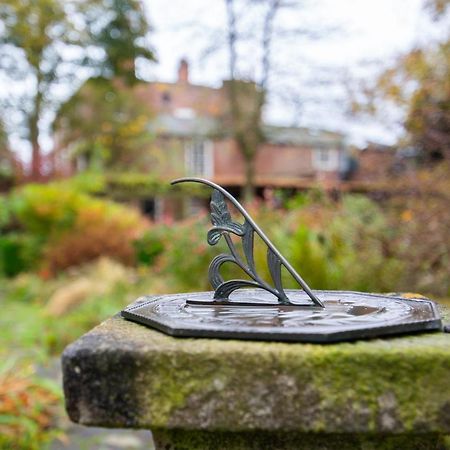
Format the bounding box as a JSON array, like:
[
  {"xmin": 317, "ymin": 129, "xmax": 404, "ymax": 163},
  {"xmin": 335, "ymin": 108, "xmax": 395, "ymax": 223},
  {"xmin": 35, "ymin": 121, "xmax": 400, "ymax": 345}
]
[
  {"xmin": 1, "ymin": 179, "xmax": 446, "ymax": 296},
  {"xmin": 9, "ymin": 183, "xmax": 87, "ymax": 237},
  {"xmin": 249, "ymin": 194, "xmax": 404, "ymax": 293},
  {"xmin": 0, "ymin": 234, "xmax": 41, "ymax": 277},
  {"xmin": 285, "ymin": 223, "xmax": 339, "ymax": 289},
  {"xmin": 0, "ymin": 358, "xmax": 61, "ymax": 450},
  {"xmin": 0, "ymin": 195, "xmax": 11, "ymax": 228},
  {"xmin": 2, "ymin": 181, "xmax": 148, "ymax": 275},
  {"xmin": 44, "ymin": 200, "xmax": 147, "ymax": 273},
  {"xmin": 133, "ymin": 227, "xmax": 166, "ymax": 266},
  {"xmin": 149, "ymin": 197, "xmax": 404, "ymax": 295},
  {"xmin": 328, "ymin": 195, "xmax": 404, "ymax": 292},
  {"xmin": 0, "ymin": 235, "xmax": 24, "ymax": 277},
  {"xmin": 160, "ymin": 217, "xmax": 219, "ymax": 291}
]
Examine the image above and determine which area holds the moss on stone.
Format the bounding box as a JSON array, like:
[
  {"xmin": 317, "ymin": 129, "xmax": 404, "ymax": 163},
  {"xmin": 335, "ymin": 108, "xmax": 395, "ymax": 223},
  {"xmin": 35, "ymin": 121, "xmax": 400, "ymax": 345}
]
[{"xmin": 62, "ymin": 294, "xmax": 450, "ymax": 438}]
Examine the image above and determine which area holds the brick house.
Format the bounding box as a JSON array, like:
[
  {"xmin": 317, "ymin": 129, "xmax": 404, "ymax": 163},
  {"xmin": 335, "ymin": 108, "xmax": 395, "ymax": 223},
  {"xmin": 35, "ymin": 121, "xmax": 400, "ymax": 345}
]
[
  {"xmin": 340, "ymin": 142, "xmax": 412, "ymax": 198},
  {"xmin": 54, "ymin": 59, "xmax": 353, "ymax": 219},
  {"xmin": 141, "ymin": 60, "xmax": 352, "ymax": 216},
  {"xmin": 147, "ymin": 60, "xmax": 348, "ymax": 185}
]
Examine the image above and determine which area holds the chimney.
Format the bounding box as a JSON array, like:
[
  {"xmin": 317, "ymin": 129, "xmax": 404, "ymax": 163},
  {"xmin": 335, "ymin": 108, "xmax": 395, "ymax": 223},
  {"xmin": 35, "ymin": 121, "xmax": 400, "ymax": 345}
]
[{"xmin": 177, "ymin": 58, "xmax": 189, "ymax": 83}]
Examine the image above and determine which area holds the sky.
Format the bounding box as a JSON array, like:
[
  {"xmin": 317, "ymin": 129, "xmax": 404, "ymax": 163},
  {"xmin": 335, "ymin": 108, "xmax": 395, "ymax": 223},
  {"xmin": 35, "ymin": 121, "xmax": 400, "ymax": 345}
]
[
  {"xmin": 143, "ymin": 0, "xmax": 443, "ymax": 145},
  {"xmin": 1, "ymin": 0, "xmax": 446, "ymax": 161}
]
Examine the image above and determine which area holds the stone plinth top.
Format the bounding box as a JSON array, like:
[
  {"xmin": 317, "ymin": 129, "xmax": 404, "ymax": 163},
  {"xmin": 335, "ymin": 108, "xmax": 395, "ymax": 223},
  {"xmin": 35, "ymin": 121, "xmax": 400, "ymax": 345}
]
[{"xmin": 62, "ymin": 297, "xmax": 450, "ymax": 436}]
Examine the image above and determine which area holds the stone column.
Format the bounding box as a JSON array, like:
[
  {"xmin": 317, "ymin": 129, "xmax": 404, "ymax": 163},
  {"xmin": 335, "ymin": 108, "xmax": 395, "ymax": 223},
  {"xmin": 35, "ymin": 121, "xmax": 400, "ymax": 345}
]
[{"xmin": 62, "ymin": 299, "xmax": 450, "ymax": 450}]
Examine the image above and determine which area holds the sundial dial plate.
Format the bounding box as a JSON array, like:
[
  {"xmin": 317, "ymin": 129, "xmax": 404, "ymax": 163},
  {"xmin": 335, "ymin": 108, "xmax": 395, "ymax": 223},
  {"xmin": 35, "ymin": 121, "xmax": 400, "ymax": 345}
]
[
  {"xmin": 122, "ymin": 178, "xmax": 444, "ymax": 343},
  {"xmin": 121, "ymin": 290, "xmax": 442, "ymax": 343}
]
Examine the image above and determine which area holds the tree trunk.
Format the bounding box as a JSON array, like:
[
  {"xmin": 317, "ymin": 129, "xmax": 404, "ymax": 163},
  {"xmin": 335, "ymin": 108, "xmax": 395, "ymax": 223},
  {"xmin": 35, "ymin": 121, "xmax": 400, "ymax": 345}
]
[
  {"xmin": 242, "ymin": 152, "xmax": 256, "ymax": 204},
  {"xmin": 29, "ymin": 76, "xmax": 43, "ymax": 180},
  {"xmin": 29, "ymin": 115, "xmax": 41, "ymax": 180}
]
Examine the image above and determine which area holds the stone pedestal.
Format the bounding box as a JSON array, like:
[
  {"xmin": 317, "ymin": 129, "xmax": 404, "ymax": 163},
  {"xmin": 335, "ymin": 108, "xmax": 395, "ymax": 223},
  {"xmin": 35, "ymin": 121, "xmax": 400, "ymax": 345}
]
[{"xmin": 62, "ymin": 297, "xmax": 450, "ymax": 450}]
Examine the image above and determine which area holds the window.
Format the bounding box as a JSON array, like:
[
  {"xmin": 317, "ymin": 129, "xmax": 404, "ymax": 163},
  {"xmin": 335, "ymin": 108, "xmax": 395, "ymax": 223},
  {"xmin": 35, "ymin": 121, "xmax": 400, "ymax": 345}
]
[
  {"xmin": 174, "ymin": 107, "xmax": 196, "ymax": 119},
  {"xmin": 185, "ymin": 140, "xmax": 213, "ymax": 177},
  {"xmin": 187, "ymin": 198, "xmax": 206, "ymax": 216},
  {"xmin": 161, "ymin": 91, "xmax": 171, "ymax": 104},
  {"xmin": 312, "ymin": 148, "xmax": 339, "ymax": 171}
]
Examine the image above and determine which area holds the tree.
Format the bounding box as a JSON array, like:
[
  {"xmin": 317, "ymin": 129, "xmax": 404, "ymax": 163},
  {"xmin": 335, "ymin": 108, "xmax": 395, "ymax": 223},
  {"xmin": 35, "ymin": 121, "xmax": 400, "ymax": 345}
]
[
  {"xmin": 0, "ymin": 0, "xmax": 72, "ymax": 179},
  {"xmin": 403, "ymin": 43, "xmax": 450, "ymax": 161},
  {"xmin": 224, "ymin": 0, "xmax": 279, "ymax": 202},
  {"xmin": 404, "ymin": 0, "xmax": 449, "ymax": 161},
  {"xmin": 0, "ymin": 0, "xmax": 154, "ymax": 179},
  {"xmin": 202, "ymin": 0, "xmax": 333, "ymax": 202},
  {"xmin": 350, "ymin": 0, "xmax": 449, "ymax": 162},
  {"xmin": 54, "ymin": 77, "xmax": 153, "ymax": 171},
  {"xmin": 83, "ymin": 0, "xmax": 155, "ymax": 85},
  {"xmin": 0, "ymin": 119, "xmax": 18, "ymax": 189}
]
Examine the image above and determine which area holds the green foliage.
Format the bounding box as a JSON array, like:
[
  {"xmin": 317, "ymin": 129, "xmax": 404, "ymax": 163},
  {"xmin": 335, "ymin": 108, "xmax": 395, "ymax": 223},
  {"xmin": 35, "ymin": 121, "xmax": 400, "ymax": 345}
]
[
  {"xmin": 404, "ymin": 42, "xmax": 450, "ymax": 161},
  {"xmin": 1, "ymin": 181, "xmax": 147, "ymax": 275},
  {"xmin": 132, "ymin": 195, "xmax": 406, "ymax": 295},
  {"xmin": 44, "ymin": 198, "xmax": 146, "ymax": 272},
  {"xmin": 9, "ymin": 183, "xmax": 86, "ymax": 237},
  {"xmin": 284, "ymin": 188, "xmax": 329, "ymax": 211},
  {"xmin": 86, "ymin": 0, "xmax": 155, "ymax": 84},
  {"xmin": 286, "ymin": 223, "xmax": 337, "ymax": 289},
  {"xmin": 354, "ymin": 2, "xmax": 450, "ymax": 162},
  {"xmin": 54, "ymin": 77, "xmax": 154, "ymax": 171},
  {"xmin": 271, "ymin": 195, "xmax": 403, "ymax": 292},
  {"xmin": 104, "ymin": 172, "xmax": 209, "ymax": 200},
  {"xmin": 327, "ymin": 196, "xmax": 403, "ymax": 291},
  {"xmin": 0, "ymin": 235, "xmax": 23, "ymax": 277},
  {"xmin": 1, "ymin": 180, "xmax": 448, "ymax": 296},
  {"xmin": 161, "ymin": 218, "xmax": 220, "ymax": 291},
  {"xmin": 0, "ymin": 0, "xmax": 154, "ymax": 176},
  {"xmin": 0, "ymin": 195, "xmax": 11, "ymax": 228},
  {"xmin": 0, "ymin": 356, "xmax": 61, "ymax": 450},
  {"xmin": 133, "ymin": 228, "xmax": 166, "ymax": 266},
  {"xmin": 0, "ymin": 234, "xmax": 41, "ymax": 277}
]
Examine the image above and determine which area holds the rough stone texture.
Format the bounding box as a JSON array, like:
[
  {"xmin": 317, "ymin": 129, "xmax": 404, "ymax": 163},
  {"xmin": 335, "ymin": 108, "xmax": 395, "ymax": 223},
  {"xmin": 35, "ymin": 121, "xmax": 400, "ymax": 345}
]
[
  {"xmin": 62, "ymin": 296, "xmax": 450, "ymax": 448},
  {"xmin": 152, "ymin": 429, "xmax": 445, "ymax": 450},
  {"xmin": 63, "ymin": 300, "xmax": 449, "ymax": 428}
]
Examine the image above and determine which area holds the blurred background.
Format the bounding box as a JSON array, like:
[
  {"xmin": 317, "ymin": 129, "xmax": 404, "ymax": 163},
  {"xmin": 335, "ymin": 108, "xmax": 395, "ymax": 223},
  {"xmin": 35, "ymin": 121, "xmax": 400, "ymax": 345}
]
[{"xmin": 0, "ymin": 0, "xmax": 449, "ymax": 448}]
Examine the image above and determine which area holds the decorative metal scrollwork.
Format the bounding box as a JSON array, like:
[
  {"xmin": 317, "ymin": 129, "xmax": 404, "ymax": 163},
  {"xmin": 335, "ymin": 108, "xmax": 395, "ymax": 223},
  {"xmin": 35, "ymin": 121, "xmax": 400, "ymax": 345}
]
[{"xmin": 171, "ymin": 178, "xmax": 324, "ymax": 308}]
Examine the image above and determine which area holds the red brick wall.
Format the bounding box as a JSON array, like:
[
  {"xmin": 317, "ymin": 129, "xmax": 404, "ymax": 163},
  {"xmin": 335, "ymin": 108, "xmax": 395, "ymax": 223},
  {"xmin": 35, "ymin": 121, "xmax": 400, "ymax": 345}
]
[
  {"xmin": 212, "ymin": 139, "xmax": 334, "ymax": 188},
  {"xmin": 134, "ymin": 82, "xmax": 226, "ymax": 118},
  {"xmin": 352, "ymin": 148, "xmax": 396, "ymax": 183}
]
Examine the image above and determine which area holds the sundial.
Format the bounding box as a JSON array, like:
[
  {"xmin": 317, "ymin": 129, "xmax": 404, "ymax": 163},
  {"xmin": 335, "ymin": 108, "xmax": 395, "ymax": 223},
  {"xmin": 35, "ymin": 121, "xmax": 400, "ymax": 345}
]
[{"xmin": 122, "ymin": 178, "xmax": 443, "ymax": 343}]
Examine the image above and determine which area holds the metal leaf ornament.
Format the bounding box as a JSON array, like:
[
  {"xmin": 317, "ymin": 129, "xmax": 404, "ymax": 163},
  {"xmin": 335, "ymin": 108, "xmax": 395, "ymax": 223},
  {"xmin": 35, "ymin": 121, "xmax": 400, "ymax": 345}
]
[
  {"xmin": 206, "ymin": 190, "xmax": 291, "ymax": 303},
  {"xmin": 171, "ymin": 178, "xmax": 324, "ymax": 308},
  {"xmin": 207, "ymin": 190, "xmax": 244, "ymax": 245}
]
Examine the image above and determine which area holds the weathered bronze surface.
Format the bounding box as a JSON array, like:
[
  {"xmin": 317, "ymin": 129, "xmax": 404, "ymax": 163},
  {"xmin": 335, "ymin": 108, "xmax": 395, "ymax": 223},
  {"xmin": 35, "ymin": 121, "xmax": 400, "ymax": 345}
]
[
  {"xmin": 121, "ymin": 290, "xmax": 442, "ymax": 343},
  {"xmin": 171, "ymin": 177, "xmax": 324, "ymax": 307}
]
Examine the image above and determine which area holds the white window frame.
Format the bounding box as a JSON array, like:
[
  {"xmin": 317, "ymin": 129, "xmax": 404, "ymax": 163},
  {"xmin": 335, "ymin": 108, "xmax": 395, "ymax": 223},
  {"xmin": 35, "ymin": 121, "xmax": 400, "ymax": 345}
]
[
  {"xmin": 312, "ymin": 148, "xmax": 339, "ymax": 171},
  {"xmin": 185, "ymin": 139, "xmax": 213, "ymax": 177},
  {"xmin": 154, "ymin": 197, "xmax": 164, "ymax": 222}
]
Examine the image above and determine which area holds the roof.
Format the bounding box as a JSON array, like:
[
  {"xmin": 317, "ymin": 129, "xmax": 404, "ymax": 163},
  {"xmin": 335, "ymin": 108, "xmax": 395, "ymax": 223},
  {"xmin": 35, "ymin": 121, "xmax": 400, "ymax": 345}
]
[
  {"xmin": 147, "ymin": 114, "xmax": 347, "ymax": 149},
  {"xmin": 148, "ymin": 114, "xmax": 221, "ymax": 138},
  {"xmin": 264, "ymin": 125, "xmax": 345, "ymax": 147}
]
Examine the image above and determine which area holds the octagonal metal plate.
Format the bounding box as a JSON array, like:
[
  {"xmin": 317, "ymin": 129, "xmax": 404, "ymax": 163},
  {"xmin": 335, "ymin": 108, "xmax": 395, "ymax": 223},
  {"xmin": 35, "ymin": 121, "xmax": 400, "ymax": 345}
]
[{"xmin": 121, "ymin": 290, "xmax": 442, "ymax": 343}]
